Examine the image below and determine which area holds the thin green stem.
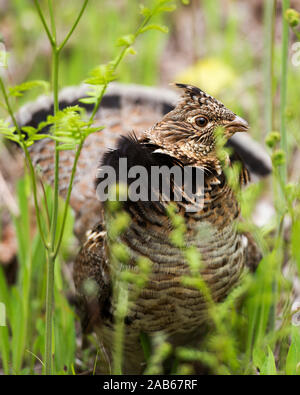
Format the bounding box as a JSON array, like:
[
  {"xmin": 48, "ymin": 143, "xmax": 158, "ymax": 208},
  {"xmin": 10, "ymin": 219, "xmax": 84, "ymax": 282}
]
[
  {"xmin": 112, "ymin": 13, "xmax": 152, "ymax": 70},
  {"xmin": 48, "ymin": 0, "xmax": 56, "ymax": 43},
  {"xmin": 50, "ymin": 49, "xmax": 60, "ymax": 250},
  {"xmin": 45, "ymin": 36, "xmax": 59, "ymax": 380},
  {"xmin": 58, "ymin": 0, "xmax": 89, "ymax": 53},
  {"xmin": 280, "ymin": 0, "xmax": 290, "ymax": 184},
  {"xmin": 264, "ymin": 0, "xmax": 276, "ymax": 134},
  {"xmin": 40, "ymin": 180, "xmax": 51, "ymax": 233},
  {"xmin": 44, "ymin": 252, "xmax": 55, "ymax": 375},
  {"xmin": 89, "ymin": 84, "xmax": 107, "ymax": 122},
  {"xmin": 33, "ymin": 0, "xmax": 55, "ymax": 47}
]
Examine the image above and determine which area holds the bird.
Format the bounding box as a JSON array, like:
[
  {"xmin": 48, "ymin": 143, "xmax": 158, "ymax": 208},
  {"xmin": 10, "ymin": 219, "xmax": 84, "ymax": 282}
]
[
  {"xmin": 72, "ymin": 83, "xmax": 263, "ymax": 374},
  {"xmin": 8, "ymin": 82, "xmax": 271, "ymax": 373}
]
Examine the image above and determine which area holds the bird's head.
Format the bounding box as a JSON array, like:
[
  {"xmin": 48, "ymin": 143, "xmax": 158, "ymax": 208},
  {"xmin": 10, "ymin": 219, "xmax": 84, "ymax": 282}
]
[{"xmin": 146, "ymin": 83, "xmax": 249, "ymax": 167}]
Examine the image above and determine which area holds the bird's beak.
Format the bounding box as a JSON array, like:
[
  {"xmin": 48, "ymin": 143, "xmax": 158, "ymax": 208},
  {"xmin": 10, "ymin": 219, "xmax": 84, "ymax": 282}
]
[{"xmin": 224, "ymin": 115, "xmax": 249, "ymax": 136}]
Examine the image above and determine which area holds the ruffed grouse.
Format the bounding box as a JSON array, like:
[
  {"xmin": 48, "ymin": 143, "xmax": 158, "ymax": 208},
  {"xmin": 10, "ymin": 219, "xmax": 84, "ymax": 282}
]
[
  {"xmin": 9, "ymin": 82, "xmax": 270, "ymax": 373},
  {"xmin": 72, "ymin": 83, "xmax": 262, "ymax": 373}
]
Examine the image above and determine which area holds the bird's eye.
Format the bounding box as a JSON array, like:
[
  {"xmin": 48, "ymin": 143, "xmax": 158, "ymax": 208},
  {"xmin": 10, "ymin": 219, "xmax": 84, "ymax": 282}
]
[{"xmin": 195, "ymin": 117, "xmax": 209, "ymax": 127}]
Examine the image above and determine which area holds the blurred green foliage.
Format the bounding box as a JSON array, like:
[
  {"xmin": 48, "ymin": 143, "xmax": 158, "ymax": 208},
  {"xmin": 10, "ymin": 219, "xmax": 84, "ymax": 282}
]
[
  {"xmin": 0, "ymin": 0, "xmax": 300, "ymax": 375},
  {"xmin": 2, "ymin": 0, "xmax": 171, "ymax": 90}
]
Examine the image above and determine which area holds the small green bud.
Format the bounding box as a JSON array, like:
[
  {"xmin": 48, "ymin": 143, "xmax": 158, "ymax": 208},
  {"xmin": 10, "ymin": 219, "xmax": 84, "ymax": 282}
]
[
  {"xmin": 107, "ymin": 200, "xmax": 122, "ymax": 212},
  {"xmin": 177, "ymin": 364, "xmax": 193, "ymax": 375},
  {"xmin": 111, "ymin": 243, "xmax": 130, "ymax": 263},
  {"xmin": 172, "ymin": 213, "xmax": 185, "ymax": 228},
  {"xmin": 272, "ymin": 150, "xmax": 286, "ymax": 167},
  {"xmin": 176, "ymin": 347, "xmax": 204, "ymax": 361},
  {"xmin": 165, "ymin": 202, "xmax": 177, "ymax": 217},
  {"xmin": 181, "ymin": 276, "xmax": 202, "ymax": 289},
  {"xmin": 170, "ymin": 228, "xmax": 185, "ymax": 248},
  {"xmin": 82, "ymin": 278, "xmax": 99, "ymax": 297},
  {"xmin": 116, "ymin": 34, "xmax": 135, "ymax": 47},
  {"xmin": 0, "ymin": 44, "xmax": 8, "ymax": 68},
  {"xmin": 285, "ymin": 183, "xmax": 294, "ymax": 195},
  {"xmin": 285, "ymin": 182, "xmax": 298, "ymax": 201},
  {"xmin": 120, "ymin": 270, "xmax": 136, "ymax": 283},
  {"xmin": 265, "ymin": 131, "xmax": 281, "ymax": 149},
  {"xmin": 137, "ymin": 256, "xmax": 151, "ymax": 275},
  {"xmin": 285, "ymin": 8, "xmax": 300, "ymax": 27},
  {"xmin": 285, "ymin": 108, "xmax": 294, "ymax": 120},
  {"xmin": 159, "ymin": 342, "xmax": 172, "ymax": 358},
  {"xmin": 125, "ymin": 46, "xmax": 137, "ymax": 56},
  {"xmin": 184, "ymin": 246, "xmax": 202, "ymax": 272},
  {"xmin": 108, "ymin": 183, "xmax": 128, "ymax": 206},
  {"xmin": 108, "ymin": 211, "xmax": 130, "ymax": 240}
]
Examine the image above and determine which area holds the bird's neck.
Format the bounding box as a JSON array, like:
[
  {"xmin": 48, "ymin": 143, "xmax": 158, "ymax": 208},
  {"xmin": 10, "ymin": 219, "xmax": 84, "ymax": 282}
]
[{"xmin": 142, "ymin": 128, "xmax": 222, "ymax": 173}]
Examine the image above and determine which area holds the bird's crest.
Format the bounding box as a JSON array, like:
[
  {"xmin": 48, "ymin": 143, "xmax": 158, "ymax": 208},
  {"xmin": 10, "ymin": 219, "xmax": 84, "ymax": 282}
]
[{"xmin": 174, "ymin": 83, "xmax": 225, "ymax": 110}]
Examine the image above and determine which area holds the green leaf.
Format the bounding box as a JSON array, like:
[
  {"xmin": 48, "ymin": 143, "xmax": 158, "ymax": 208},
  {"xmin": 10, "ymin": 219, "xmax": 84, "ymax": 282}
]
[
  {"xmin": 140, "ymin": 332, "xmax": 152, "ymax": 362},
  {"xmin": 124, "ymin": 46, "xmax": 137, "ymax": 57},
  {"xmin": 8, "ymin": 80, "xmax": 49, "ymax": 97},
  {"xmin": 36, "ymin": 105, "xmax": 98, "ymax": 150},
  {"xmin": 245, "ymin": 252, "xmax": 276, "ymax": 349},
  {"xmin": 79, "ymin": 96, "xmax": 97, "ymax": 104},
  {"xmin": 84, "ymin": 64, "xmax": 116, "ymax": 86},
  {"xmin": 79, "ymin": 87, "xmax": 105, "ymax": 105},
  {"xmin": 50, "ymin": 136, "xmax": 75, "ymax": 144},
  {"xmin": 21, "ymin": 126, "xmax": 37, "ymax": 137},
  {"xmin": 31, "ymin": 133, "xmax": 49, "ymax": 141},
  {"xmin": 0, "ymin": 119, "xmax": 20, "ymax": 143},
  {"xmin": 141, "ymin": 1, "xmax": 176, "ymax": 17},
  {"xmin": 286, "ymin": 327, "xmax": 300, "ymax": 375},
  {"xmin": 139, "ymin": 24, "xmax": 169, "ymax": 34},
  {"xmin": 156, "ymin": 4, "xmax": 176, "ymax": 14},
  {"xmin": 116, "ymin": 34, "xmax": 135, "ymax": 47},
  {"xmin": 139, "ymin": 5, "xmax": 152, "ymax": 17},
  {"xmin": 0, "ymin": 119, "xmax": 15, "ymax": 134},
  {"xmin": 252, "ymin": 346, "xmax": 266, "ymax": 371},
  {"xmin": 260, "ymin": 347, "xmax": 277, "ymax": 375},
  {"xmin": 57, "ymin": 143, "xmax": 77, "ymax": 151}
]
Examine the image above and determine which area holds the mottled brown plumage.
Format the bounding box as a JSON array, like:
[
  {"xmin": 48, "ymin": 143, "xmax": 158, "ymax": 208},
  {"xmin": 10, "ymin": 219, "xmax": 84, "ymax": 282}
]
[
  {"xmin": 20, "ymin": 83, "xmax": 270, "ymax": 244},
  {"xmin": 73, "ymin": 84, "xmax": 260, "ymax": 373}
]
